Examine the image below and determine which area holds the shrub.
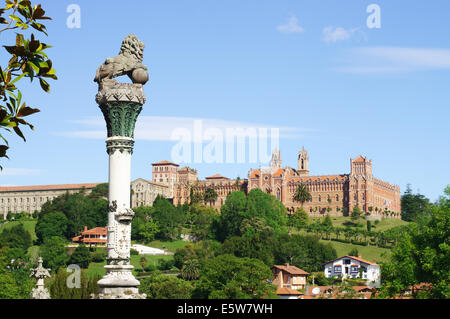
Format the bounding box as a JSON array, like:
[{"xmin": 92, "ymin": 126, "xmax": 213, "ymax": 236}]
[
  {"xmin": 157, "ymin": 259, "xmax": 175, "ymax": 271},
  {"xmin": 130, "ymin": 248, "xmax": 139, "ymax": 255},
  {"xmin": 350, "ymin": 240, "xmax": 369, "ymax": 246},
  {"xmin": 144, "ymin": 264, "xmax": 157, "ymax": 272},
  {"xmin": 90, "ymin": 249, "xmax": 107, "ymax": 263}
]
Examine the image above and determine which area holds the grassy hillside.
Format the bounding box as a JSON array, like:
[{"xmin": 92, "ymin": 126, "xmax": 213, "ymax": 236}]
[
  {"xmin": 310, "ymin": 216, "xmax": 408, "ymax": 232},
  {"xmin": 0, "ymin": 220, "xmax": 37, "ymax": 240},
  {"xmin": 306, "ymin": 216, "xmax": 407, "ymax": 264},
  {"xmin": 319, "ymin": 239, "xmax": 391, "ymax": 263},
  {"xmin": 87, "ymin": 240, "xmax": 188, "ymax": 277}
]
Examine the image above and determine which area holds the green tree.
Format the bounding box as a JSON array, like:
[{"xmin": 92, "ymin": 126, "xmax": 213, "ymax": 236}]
[
  {"xmin": 35, "ymin": 211, "xmax": 68, "ymax": 243},
  {"xmin": 401, "ymin": 184, "xmax": 431, "ymax": 222},
  {"xmin": 351, "ymin": 206, "xmax": 363, "ymax": 223},
  {"xmin": 189, "ymin": 204, "xmax": 217, "ymax": 241},
  {"xmin": 47, "ymin": 267, "xmax": 100, "ymax": 299},
  {"xmin": 0, "ymin": 223, "xmax": 32, "ymax": 251},
  {"xmin": 246, "ymin": 188, "xmax": 288, "ymax": 235},
  {"xmin": 180, "ymin": 258, "xmax": 201, "ymax": 281},
  {"xmin": 292, "ymin": 184, "xmax": 312, "ymax": 207},
  {"xmin": 89, "ymin": 183, "xmax": 108, "ymax": 199},
  {"xmin": 321, "ymin": 214, "xmax": 334, "ymax": 240},
  {"xmin": 366, "ymin": 220, "xmax": 372, "ymax": 232},
  {"xmin": 69, "ymin": 244, "xmax": 91, "ymax": 268},
  {"xmin": 140, "ymin": 272, "xmax": 194, "ymax": 299},
  {"xmin": 152, "ymin": 196, "xmax": 185, "ymax": 240},
  {"xmin": 38, "ymin": 191, "xmax": 108, "ymax": 240},
  {"xmin": 139, "ymin": 219, "xmax": 159, "ymax": 243},
  {"xmin": 273, "ymin": 234, "xmax": 337, "ymax": 273},
  {"xmin": 0, "ymin": 0, "xmax": 56, "ymax": 165},
  {"xmin": 212, "ymin": 191, "xmax": 248, "ymax": 242},
  {"xmin": 203, "ymin": 188, "xmax": 218, "ymax": 207},
  {"xmin": 348, "ymin": 247, "xmax": 359, "ymax": 257},
  {"xmin": 0, "ymin": 246, "xmax": 34, "ymax": 298},
  {"xmin": 379, "ymin": 186, "xmax": 450, "ymax": 299},
  {"xmin": 193, "ymin": 254, "xmax": 277, "ymax": 299},
  {"xmin": 40, "ymin": 236, "xmax": 68, "ymax": 271},
  {"xmin": 288, "ymin": 207, "xmax": 309, "ymax": 228}
]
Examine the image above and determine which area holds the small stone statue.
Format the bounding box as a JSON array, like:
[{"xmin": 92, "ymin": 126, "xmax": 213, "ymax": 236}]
[
  {"xmin": 94, "ymin": 34, "xmax": 149, "ymax": 89},
  {"xmin": 30, "ymin": 257, "xmax": 51, "ymax": 299}
]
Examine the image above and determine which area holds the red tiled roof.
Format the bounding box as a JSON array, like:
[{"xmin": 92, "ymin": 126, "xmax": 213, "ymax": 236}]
[
  {"xmin": 305, "ymin": 285, "xmax": 373, "ymax": 299},
  {"xmin": 205, "ymin": 174, "xmax": 229, "ymax": 180},
  {"xmin": 272, "ymin": 264, "xmax": 309, "ymax": 275},
  {"xmin": 322, "ymin": 255, "xmax": 378, "ymax": 266},
  {"xmin": 273, "ymin": 169, "xmax": 284, "ymax": 177},
  {"xmin": 249, "ymin": 169, "xmax": 260, "ymax": 178},
  {"xmin": 0, "ymin": 183, "xmax": 102, "ymax": 193},
  {"xmin": 353, "ymin": 156, "xmax": 366, "ymax": 163},
  {"xmin": 276, "ymin": 287, "xmax": 302, "ymax": 295},
  {"xmin": 82, "ymin": 227, "xmax": 107, "ymax": 236},
  {"xmin": 80, "ymin": 238, "xmax": 107, "ymax": 243},
  {"xmin": 152, "ymin": 160, "xmax": 179, "ymax": 166}
]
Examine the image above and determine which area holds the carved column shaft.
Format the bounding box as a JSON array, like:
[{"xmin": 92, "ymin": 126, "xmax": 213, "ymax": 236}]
[{"xmin": 95, "ymin": 83, "xmax": 145, "ymax": 298}]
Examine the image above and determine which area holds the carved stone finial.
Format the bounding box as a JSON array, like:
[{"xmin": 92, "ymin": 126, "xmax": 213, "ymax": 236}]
[{"xmin": 30, "ymin": 257, "xmax": 51, "ymax": 299}]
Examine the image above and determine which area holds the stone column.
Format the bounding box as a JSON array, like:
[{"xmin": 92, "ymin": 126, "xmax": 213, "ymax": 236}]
[{"xmin": 95, "ymin": 82, "xmax": 146, "ymax": 299}]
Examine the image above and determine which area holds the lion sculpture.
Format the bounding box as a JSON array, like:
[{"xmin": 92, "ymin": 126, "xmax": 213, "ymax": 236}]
[{"xmin": 94, "ymin": 34, "xmax": 149, "ymax": 88}]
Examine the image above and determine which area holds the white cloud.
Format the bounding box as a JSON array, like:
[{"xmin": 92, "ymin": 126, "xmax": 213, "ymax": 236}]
[
  {"xmin": 322, "ymin": 26, "xmax": 362, "ymax": 43},
  {"xmin": 334, "ymin": 47, "xmax": 450, "ymax": 73},
  {"xmin": 61, "ymin": 116, "xmax": 311, "ymax": 141},
  {"xmin": 0, "ymin": 168, "xmax": 44, "ymax": 176},
  {"xmin": 277, "ymin": 16, "xmax": 305, "ymax": 34}
]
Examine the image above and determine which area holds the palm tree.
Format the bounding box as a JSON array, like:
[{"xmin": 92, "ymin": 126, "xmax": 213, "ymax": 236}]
[
  {"xmin": 180, "ymin": 259, "xmax": 201, "ymax": 281},
  {"xmin": 203, "ymin": 188, "xmax": 218, "ymax": 206},
  {"xmin": 292, "ymin": 184, "xmax": 312, "ymax": 208},
  {"xmin": 140, "ymin": 256, "xmax": 147, "ymax": 271}
]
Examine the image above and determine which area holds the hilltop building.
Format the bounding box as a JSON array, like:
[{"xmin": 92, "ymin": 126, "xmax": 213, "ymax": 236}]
[
  {"xmin": 0, "ymin": 183, "xmax": 101, "ymax": 219},
  {"xmin": 171, "ymin": 147, "xmax": 401, "ymax": 217},
  {"xmin": 0, "ymin": 148, "xmax": 401, "ymax": 219}
]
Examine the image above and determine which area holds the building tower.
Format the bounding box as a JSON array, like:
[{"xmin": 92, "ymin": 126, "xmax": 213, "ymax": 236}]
[
  {"xmin": 349, "ymin": 155, "xmax": 373, "ymax": 214},
  {"xmin": 270, "ymin": 148, "xmax": 282, "ymax": 170},
  {"xmin": 297, "ymin": 147, "xmax": 310, "ymax": 176}
]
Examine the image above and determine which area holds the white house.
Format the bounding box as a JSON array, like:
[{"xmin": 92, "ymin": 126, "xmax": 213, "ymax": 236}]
[{"xmin": 322, "ymin": 255, "xmax": 381, "ymax": 288}]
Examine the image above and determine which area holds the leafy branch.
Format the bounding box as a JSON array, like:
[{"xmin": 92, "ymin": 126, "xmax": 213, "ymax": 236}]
[{"xmin": 0, "ymin": 0, "xmax": 55, "ymax": 167}]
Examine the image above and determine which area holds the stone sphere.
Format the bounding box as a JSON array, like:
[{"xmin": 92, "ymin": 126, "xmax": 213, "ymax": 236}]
[{"xmin": 132, "ymin": 68, "xmax": 149, "ymax": 85}]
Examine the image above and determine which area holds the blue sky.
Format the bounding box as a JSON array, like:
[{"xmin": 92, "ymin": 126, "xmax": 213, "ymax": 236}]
[{"xmin": 1, "ymin": 0, "xmax": 449, "ymax": 202}]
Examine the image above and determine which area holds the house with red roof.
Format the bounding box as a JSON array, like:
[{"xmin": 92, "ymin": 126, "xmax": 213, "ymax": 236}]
[
  {"xmin": 271, "ymin": 263, "xmax": 309, "ymax": 291},
  {"xmin": 323, "ymin": 255, "xmax": 381, "ymax": 288},
  {"xmin": 72, "ymin": 226, "xmax": 107, "ymax": 246}
]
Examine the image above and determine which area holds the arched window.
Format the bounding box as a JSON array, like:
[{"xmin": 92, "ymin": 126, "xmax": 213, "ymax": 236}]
[
  {"xmin": 336, "ymin": 194, "xmax": 339, "ymax": 202},
  {"xmin": 318, "ymin": 195, "xmax": 321, "ymax": 202}
]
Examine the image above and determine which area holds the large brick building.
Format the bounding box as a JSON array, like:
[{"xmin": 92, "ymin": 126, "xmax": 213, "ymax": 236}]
[
  {"xmin": 247, "ymin": 148, "xmax": 401, "ymax": 217},
  {"xmin": 0, "ymin": 148, "xmax": 400, "ymax": 219},
  {"xmin": 169, "ymin": 148, "xmax": 401, "ymax": 217}
]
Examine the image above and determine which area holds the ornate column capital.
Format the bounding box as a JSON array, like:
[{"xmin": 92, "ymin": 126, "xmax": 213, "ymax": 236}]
[{"xmin": 96, "ymin": 81, "xmax": 145, "ymax": 139}]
